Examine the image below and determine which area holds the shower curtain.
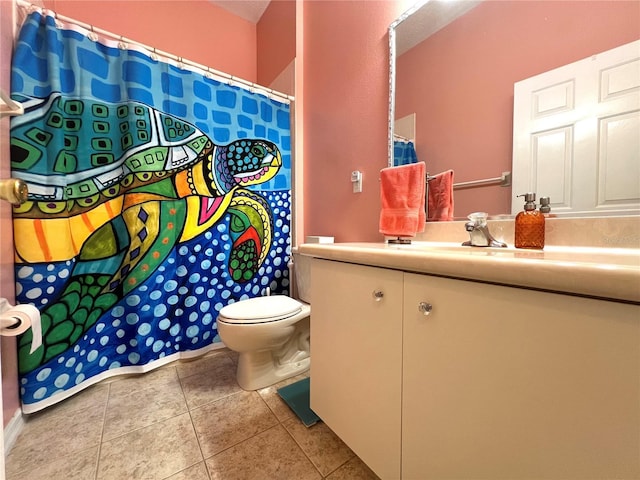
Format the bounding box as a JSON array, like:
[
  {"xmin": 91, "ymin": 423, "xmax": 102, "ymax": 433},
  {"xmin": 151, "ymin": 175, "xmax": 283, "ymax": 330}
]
[
  {"xmin": 393, "ymin": 139, "xmax": 418, "ymax": 166},
  {"xmin": 10, "ymin": 10, "xmax": 292, "ymax": 413}
]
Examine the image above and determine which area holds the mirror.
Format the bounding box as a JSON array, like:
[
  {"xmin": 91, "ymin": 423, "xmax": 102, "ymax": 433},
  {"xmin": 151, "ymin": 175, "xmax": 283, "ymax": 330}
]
[{"xmin": 389, "ymin": 0, "xmax": 640, "ymax": 219}]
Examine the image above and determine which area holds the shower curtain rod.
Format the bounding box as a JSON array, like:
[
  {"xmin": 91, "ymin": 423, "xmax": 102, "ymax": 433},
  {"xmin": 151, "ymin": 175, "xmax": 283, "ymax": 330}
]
[{"xmin": 15, "ymin": 0, "xmax": 294, "ymax": 104}]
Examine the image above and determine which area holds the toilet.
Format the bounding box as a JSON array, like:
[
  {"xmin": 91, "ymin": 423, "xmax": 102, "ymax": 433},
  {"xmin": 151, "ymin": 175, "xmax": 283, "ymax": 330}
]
[{"xmin": 217, "ymin": 253, "xmax": 311, "ymax": 390}]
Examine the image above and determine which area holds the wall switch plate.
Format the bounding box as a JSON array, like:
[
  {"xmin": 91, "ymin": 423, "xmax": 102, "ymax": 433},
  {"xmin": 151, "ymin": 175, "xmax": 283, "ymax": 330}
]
[{"xmin": 351, "ymin": 170, "xmax": 362, "ymax": 193}]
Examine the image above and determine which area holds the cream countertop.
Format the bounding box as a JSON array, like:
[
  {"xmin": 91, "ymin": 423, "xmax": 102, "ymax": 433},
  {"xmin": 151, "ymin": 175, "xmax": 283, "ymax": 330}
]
[{"xmin": 297, "ymin": 242, "xmax": 640, "ymax": 304}]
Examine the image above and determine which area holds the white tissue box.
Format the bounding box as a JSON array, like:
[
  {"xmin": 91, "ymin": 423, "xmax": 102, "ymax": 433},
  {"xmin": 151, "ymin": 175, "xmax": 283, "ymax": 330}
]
[{"xmin": 305, "ymin": 236, "xmax": 334, "ymax": 244}]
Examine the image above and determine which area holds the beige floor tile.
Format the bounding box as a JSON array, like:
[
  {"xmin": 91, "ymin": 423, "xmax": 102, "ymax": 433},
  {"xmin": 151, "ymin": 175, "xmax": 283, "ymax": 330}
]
[
  {"xmin": 284, "ymin": 418, "xmax": 355, "ymax": 476},
  {"xmin": 97, "ymin": 412, "xmax": 202, "ymax": 480},
  {"xmin": 205, "ymin": 424, "xmax": 321, "ymax": 480},
  {"xmin": 163, "ymin": 461, "xmax": 210, "ymax": 480},
  {"xmin": 108, "ymin": 365, "xmax": 180, "ymax": 397},
  {"xmin": 257, "ymin": 373, "xmax": 309, "ymax": 423},
  {"xmin": 191, "ymin": 390, "xmax": 278, "ymax": 457},
  {"xmin": 226, "ymin": 349, "xmax": 239, "ymax": 365},
  {"xmin": 325, "ymin": 456, "xmax": 381, "ymax": 480},
  {"xmin": 175, "ymin": 348, "xmax": 233, "ymax": 379},
  {"xmin": 6, "ymin": 356, "xmax": 373, "ymax": 480},
  {"xmin": 6, "ymin": 446, "xmax": 99, "ymax": 480},
  {"xmin": 5, "ymin": 404, "xmax": 105, "ymax": 477},
  {"xmin": 103, "ymin": 369, "xmax": 188, "ymax": 440},
  {"xmin": 179, "ymin": 354, "xmax": 242, "ymax": 409},
  {"xmin": 38, "ymin": 383, "xmax": 110, "ymax": 417}
]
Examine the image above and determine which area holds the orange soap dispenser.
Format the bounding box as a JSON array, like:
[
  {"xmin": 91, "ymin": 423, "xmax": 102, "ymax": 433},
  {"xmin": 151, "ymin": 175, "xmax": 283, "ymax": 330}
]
[{"xmin": 515, "ymin": 192, "xmax": 545, "ymax": 249}]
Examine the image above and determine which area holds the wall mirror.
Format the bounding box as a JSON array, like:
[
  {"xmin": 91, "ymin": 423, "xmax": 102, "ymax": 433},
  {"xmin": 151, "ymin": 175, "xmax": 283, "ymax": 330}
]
[{"xmin": 389, "ymin": 0, "xmax": 640, "ymax": 220}]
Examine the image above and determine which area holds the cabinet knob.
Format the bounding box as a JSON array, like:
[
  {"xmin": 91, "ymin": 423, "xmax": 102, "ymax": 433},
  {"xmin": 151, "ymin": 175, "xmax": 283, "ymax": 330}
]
[
  {"xmin": 418, "ymin": 302, "xmax": 433, "ymax": 315},
  {"xmin": 372, "ymin": 290, "xmax": 384, "ymax": 301}
]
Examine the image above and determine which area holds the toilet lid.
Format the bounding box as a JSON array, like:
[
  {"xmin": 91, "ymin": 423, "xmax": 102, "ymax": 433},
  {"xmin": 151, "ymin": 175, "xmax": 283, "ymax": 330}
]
[{"xmin": 218, "ymin": 295, "xmax": 303, "ymax": 324}]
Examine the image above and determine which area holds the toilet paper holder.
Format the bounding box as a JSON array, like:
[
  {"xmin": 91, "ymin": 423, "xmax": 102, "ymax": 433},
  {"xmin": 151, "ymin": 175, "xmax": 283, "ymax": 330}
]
[
  {"xmin": 0, "ymin": 297, "xmax": 12, "ymax": 315},
  {"xmin": 0, "ymin": 298, "xmax": 43, "ymax": 353},
  {"xmin": 0, "ymin": 297, "xmax": 26, "ymax": 329}
]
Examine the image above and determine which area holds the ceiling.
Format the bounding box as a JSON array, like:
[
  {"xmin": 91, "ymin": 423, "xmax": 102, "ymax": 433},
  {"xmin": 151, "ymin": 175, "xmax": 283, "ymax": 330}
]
[{"xmin": 210, "ymin": 0, "xmax": 271, "ymax": 23}]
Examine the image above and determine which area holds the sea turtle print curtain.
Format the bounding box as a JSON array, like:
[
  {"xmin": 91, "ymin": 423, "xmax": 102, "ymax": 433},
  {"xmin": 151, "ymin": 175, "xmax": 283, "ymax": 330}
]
[{"xmin": 10, "ymin": 10, "xmax": 292, "ymax": 413}]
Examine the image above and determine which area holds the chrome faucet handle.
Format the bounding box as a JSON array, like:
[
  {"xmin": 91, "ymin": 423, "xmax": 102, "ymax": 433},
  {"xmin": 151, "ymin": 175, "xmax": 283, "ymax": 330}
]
[
  {"xmin": 462, "ymin": 212, "xmax": 507, "ymax": 248},
  {"xmin": 466, "ymin": 211, "xmax": 488, "ymax": 226}
]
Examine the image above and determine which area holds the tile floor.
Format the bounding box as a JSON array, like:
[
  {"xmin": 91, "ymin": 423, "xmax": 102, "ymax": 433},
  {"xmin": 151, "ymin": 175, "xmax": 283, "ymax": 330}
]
[{"xmin": 5, "ymin": 348, "xmax": 380, "ymax": 480}]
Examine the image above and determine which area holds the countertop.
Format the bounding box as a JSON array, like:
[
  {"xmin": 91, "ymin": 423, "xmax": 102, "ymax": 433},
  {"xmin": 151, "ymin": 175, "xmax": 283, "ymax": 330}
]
[{"xmin": 297, "ymin": 242, "xmax": 640, "ymax": 303}]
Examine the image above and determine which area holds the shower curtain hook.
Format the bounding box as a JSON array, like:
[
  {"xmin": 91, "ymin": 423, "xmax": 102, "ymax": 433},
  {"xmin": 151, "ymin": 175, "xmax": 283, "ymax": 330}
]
[
  {"xmin": 177, "ymin": 57, "xmax": 184, "ymax": 70},
  {"xmin": 53, "ymin": 10, "xmax": 63, "ymax": 29},
  {"xmin": 118, "ymin": 35, "xmax": 127, "ymax": 50},
  {"xmin": 88, "ymin": 24, "xmax": 98, "ymax": 42},
  {"xmin": 150, "ymin": 47, "xmax": 158, "ymax": 61}
]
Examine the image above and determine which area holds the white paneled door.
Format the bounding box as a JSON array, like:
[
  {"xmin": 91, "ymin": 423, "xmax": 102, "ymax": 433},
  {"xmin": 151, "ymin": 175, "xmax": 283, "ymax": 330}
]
[{"xmin": 512, "ymin": 40, "xmax": 640, "ymax": 216}]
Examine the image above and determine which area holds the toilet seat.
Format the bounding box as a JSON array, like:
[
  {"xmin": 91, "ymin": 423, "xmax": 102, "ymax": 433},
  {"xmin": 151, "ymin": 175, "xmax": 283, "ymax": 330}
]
[{"xmin": 218, "ymin": 295, "xmax": 304, "ymax": 324}]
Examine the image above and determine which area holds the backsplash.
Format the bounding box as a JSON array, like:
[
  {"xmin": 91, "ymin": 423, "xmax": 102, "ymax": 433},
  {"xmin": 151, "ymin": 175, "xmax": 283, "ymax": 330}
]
[{"xmin": 416, "ymin": 216, "xmax": 640, "ymax": 249}]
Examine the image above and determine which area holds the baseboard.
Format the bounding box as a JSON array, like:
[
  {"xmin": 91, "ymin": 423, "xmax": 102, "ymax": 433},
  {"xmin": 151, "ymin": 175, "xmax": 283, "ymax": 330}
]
[{"xmin": 3, "ymin": 408, "xmax": 23, "ymax": 455}]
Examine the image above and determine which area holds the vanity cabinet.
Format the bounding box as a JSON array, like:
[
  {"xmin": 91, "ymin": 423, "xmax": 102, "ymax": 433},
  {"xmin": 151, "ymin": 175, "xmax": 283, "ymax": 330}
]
[{"xmin": 310, "ymin": 258, "xmax": 639, "ymax": 480}]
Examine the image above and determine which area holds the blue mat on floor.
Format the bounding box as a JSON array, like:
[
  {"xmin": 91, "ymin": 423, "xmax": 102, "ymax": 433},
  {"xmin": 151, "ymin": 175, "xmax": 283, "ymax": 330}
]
[{"xmin": 277, "ymin": 377, "xmax": 319, "ymax": 427}]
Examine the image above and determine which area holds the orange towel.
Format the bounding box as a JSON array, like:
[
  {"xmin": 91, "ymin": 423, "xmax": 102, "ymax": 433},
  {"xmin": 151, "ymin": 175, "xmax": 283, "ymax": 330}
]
[
  {"xmin": 427, "ymin": 170, "xmax": 454, "ymax": 221},
  {"xmin": 379, "ymin": 162, "xmax": 426, "ymax": 237}
]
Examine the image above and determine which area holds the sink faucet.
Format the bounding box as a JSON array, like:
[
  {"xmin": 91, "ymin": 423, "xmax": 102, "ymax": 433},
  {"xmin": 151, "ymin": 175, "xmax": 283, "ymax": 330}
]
[{"xmin": 462, "ymin": 212, "xmax": 507, "ymax": 248}]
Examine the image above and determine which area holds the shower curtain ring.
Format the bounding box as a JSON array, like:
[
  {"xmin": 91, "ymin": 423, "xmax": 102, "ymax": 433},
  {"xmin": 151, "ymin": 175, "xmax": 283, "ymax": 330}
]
[
  {"xmin": 150, "ymin": 47, "xmax": 158, "ymax": 61},
  {"xmin": 118, "ymin": 35, "xmax": 127, "ymax": 50},
  {"xmin": 53, "ymin": 11, "xmax": 63, "ymax": 29},
  {"xmin": 88, "ymin": 24, "xmax": 98, "ymax": 42}
]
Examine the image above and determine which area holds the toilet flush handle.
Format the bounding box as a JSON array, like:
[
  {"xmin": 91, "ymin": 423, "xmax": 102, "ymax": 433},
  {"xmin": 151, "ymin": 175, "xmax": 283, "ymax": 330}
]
[{"xmin": 372, "ymin": 290, "xmax": 384, "ymax": 302}]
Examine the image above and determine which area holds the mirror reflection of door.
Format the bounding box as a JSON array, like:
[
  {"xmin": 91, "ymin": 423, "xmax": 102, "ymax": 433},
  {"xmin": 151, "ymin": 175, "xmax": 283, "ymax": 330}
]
[{"xmin": 512, "ymin": 40, "xmax": 640, "ymax": 217}]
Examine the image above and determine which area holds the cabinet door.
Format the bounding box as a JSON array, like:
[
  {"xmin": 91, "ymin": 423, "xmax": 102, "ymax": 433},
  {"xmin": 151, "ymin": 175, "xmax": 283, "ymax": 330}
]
[
  {"xmin": 310, "ymin": 259, "xmax": 403, "ymax": 480},
  {"xmin": 403, "ymin": 273, "xmax": 640, "ymax": 479}
]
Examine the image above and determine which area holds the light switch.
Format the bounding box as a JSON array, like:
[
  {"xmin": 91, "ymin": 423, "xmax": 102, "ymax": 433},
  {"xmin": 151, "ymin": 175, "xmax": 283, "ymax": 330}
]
[{"xmin": 351, "ymin": 170, "xmax": 362, "ymax": 193}]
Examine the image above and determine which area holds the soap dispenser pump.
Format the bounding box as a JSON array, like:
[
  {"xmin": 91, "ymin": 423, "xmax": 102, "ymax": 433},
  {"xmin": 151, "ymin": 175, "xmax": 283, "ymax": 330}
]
[{"xmin": 515, "ymin": 193, "xmax": 545, "ymax": 249}]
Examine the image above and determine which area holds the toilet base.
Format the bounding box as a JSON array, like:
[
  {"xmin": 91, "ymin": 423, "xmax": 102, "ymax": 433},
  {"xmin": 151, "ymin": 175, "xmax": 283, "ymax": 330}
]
[
  {"xmin": 218, "ymin": 300, "xmax": 311, "ymax": 391},
  {"xmin": 237, "ymin": 350, "xmax": 310, "ymax": 390}
]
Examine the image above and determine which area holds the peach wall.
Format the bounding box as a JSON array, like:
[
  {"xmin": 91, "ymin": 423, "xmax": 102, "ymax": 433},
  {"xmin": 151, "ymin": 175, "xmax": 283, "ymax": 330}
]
[
  {"xmin": 46, "ymin": 0, "xmax": 258, "ymax": 82},
  {"xmin": 396, "ymin": 0, "xmax": 640, "ymax": 219},
  {"xmin": 257, "ymin": 0, "xmax": 296, "ymax": 87},
  {"xmin": 302, "ymin": 0, "xmax": 408, "ymax": 242},
  {"xmin": 1, "ymin": 0, "xmax": 20, "ymax": 427}
]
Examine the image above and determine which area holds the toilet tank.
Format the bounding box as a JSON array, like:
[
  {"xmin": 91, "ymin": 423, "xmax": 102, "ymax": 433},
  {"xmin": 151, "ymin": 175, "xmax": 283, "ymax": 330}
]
[{"xmin": 290, "ymin": 252, "xmax": 311, "ymax": 303}]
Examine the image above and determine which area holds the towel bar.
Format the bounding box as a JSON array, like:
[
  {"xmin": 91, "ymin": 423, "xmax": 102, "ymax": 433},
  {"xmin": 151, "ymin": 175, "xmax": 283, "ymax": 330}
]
[
  {"xmin": 453, "ymin": 171, "xmax": 512, "ymax": 189},
  {"xmin": 424, "ymin": 171, "xmax": 511, "ymax": 221}
]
